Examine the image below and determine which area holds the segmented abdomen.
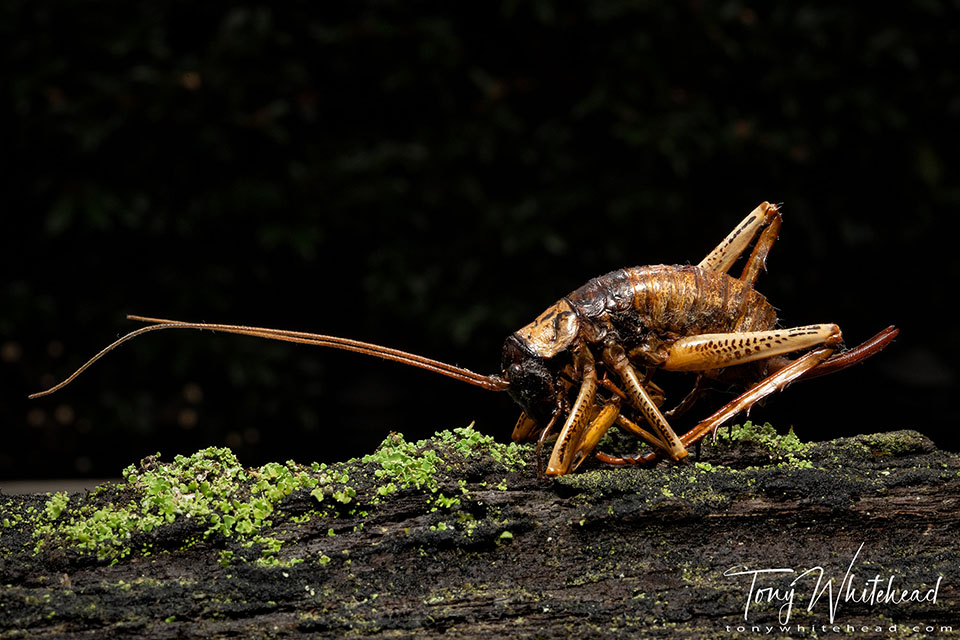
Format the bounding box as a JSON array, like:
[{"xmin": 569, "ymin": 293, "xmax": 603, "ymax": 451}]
[{"xmin": 567, "ymin": 264, "xmax": 778, "ymax": 340}]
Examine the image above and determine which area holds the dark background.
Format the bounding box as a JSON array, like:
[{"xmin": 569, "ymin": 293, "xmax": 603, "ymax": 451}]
[{"xmin": 2, "ymin": 1, "xmax": 957, "ymax": 480}]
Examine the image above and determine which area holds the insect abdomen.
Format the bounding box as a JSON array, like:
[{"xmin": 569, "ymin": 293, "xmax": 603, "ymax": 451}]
[
  {"xmin": 567, "ymin": 264, "xmax": 777, "ymax": 338},
  {"xmin": 627, "ymin": 265, "xmax": 776, "ymax": 334}
]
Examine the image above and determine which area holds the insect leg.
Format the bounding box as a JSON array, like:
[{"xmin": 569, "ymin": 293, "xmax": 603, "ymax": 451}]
[
  {"xmin": 663, "ymin": 374, "xmax": 706, "ymax": 419},
  {"xmin": 600, "ymin": 372, "xmax": 665, "ymax": 408},
  {"xmin": 598, "ymin": 375, "xmax": 628, "ymax": 402},
  {"xmin": 662, "ymin": 324, "xmax": 842, "ymax": 372},
  {"xmin": 758, "ymin": 326, "xmax": 899, "ymax": 385},
  {"xmin": 512, "ymin": 412, "xmax": 539, "ymax": 443},
  {"xmin": 678, "ymin": 346, "xmax": 835, "ymax": 448},
  {"xmin": 545, "ymin": 345, "xmax": 599, "ymax": 476},
  {"xmin": 568, "ymin": 400, "xmax": 622, "ymax": 473},
  {"xmin": 599, "ymin": 345, "xmax": 838, "ymax": 468},
  {"xmin": 593, "ymin": 449, "xmax": 657, "ymax": 467},
  {"xmin": 601, "ymin": 341, "xmax": 688, "ymax": 460},
  {"xmin": 535, "ymin": 408, "xmax": 562, "ymax": 479},
  {"xmin": 798, "ymin": 325, "xmax": 899, "ymax": 381},
  {"xmin": 698, "ymin": 202, "xmax": 780, "ymax": 275},
  {"xmin": 613, "ymin": 414, "xmax": 672, "ymax": 453},
  {"xmin": 738, "ymin": 208, "xmax": 782, "ymax": 286}
]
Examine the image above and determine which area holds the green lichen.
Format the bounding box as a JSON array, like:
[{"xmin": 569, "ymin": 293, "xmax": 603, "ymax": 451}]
[
  {"xmin": 363, "ymin": 433, "xmax": 443, "ymax": 495},
  {"xmin": 715, "ymin": 420, "xmax": 812, "ymax": 467},
  {"xmin": 44, "ymin": 492, "xmax": 70, "ymax": 521},
  {"xmin": 361, "ymin": 423, "xmax": 528, "ymax": 500},
  {"xmin": 856, "ymin": 430, "xmax": 931, "ymax": 457},
  {"xmin": 30, "ymin": 447, "xmax": 352, "ymax": 562},
  {"xmin": 27, "ymin": 421, "xmax": 828, "ymax": 567},
  {"xmin": 556, "ymin": 421, "xmax": 826, "ymax": 517},
  {"xmin": 433, "ymin": 424, "xmax": 528, "ymax": 468},
  {"xmin": 25, "ymin": 424, "xmax": 532, "ymax": 563}
]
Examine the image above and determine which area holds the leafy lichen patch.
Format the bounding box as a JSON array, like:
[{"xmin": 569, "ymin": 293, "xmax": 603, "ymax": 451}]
[
  {"xmin": 28, "ymin": 446, "xmax": 344, "ymax": 563},
  {"xmin": 19, "ymin": 425, "xmax": 534, "ymax": 566},
  {"xmin": 709, "ymin": 420, "xmax": 813, "ymax": 467},
  {"xmin": 360, "ymin": 423, "xmax": 529, "ymax": 500}
]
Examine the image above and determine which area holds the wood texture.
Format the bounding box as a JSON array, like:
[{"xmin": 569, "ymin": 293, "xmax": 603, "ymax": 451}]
[{"xmin": 2, "ymin": 428, "xmax": 958, "ymax": 638}]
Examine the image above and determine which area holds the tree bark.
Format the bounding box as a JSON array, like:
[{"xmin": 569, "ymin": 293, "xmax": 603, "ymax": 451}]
[{"xmin": 2, "ymin": 427, "xmax": 958, "ymax": 638}]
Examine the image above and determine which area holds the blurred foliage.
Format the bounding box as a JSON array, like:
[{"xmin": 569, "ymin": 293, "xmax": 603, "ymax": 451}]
[{"xmin": 2, "ymin": 1, "xmax": 958, "ymax": 479}]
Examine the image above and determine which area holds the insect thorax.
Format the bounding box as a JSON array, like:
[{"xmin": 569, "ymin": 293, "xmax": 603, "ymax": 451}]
[{"xmin": 512, "ymin": 299, "xmax": 580, "ymax": 359}]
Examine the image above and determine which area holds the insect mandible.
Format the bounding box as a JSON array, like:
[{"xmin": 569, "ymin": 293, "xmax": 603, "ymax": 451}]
[{"xmin": 31, "ymin": 202, "xmax": 898, "ymax": 476}]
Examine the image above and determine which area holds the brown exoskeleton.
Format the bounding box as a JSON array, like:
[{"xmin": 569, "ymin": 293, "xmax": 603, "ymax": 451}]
[{"xmin": 31, "ymin": 202, "xmax": 898, "ymax": 476}]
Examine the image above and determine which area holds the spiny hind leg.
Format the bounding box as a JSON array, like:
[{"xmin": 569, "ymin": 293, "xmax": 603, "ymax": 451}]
[
  {"xmin": 662, "ymin": 324, "xmax": 842, "ymax": 372},
  {"xmin": 596, "ymin": 345, "xmax": 836, "ymax": 467},
  {"xmin": 738, "ymin": 208, "xmax": 781, "ymax": 286},
  {"xmin": 698, "ymin": 202, "xmax": 781, "ymax": 281},
  {"xmin": 796, "ymin": 325, "xmax": 899, "ymax": 381},
  {"xmin": 679, "ymin": 346, "xmax": 835, "ymax": 448}
]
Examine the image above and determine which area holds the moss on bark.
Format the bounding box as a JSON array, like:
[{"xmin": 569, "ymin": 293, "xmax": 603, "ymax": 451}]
[{"xmin": 2, "ymin": 425, "xmax": 958, "ymax": 638}]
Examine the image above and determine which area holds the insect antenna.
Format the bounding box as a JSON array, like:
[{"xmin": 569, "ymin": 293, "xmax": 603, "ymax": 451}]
[{"xmin": 29, "ymin": 315, "xmax": 510, "ymax": 399}]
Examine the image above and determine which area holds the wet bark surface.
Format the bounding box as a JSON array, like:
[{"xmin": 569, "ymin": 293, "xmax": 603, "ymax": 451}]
[{"xmin": 1, "ymin": 427, "xmax": 958, "ymax": 639}]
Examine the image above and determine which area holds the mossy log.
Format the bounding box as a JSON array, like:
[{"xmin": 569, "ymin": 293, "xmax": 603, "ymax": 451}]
[{"xmin": 2, "ymin": 425, "xmax": 958, "ymax": 639}]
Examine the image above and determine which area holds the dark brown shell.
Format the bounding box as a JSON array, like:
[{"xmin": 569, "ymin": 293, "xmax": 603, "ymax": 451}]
[{"xmin": 515, "ymin": 264, "xmax": 778, "ymax": 364}]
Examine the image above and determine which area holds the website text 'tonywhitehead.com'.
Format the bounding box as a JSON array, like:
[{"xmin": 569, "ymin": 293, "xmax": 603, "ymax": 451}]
[{"xmin": 721, "ymin": 542, "xmax": 945, "ymax": 632}]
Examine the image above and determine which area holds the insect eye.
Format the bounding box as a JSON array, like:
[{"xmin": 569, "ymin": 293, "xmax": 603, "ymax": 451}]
[{"xmin": 508, "ymin": 363, "xmax": 523, "ymax": 380}]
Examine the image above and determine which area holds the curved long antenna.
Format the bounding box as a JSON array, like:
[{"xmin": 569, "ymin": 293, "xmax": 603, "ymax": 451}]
[{"xmin": 29, "ymin": 315, "xmax": 510, "ymax": 399}]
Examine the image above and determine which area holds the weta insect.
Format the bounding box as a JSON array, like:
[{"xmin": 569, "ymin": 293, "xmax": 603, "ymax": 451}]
[{"xmin": 31, "ymin": 202, "xmax": 898, "ymax": 477}]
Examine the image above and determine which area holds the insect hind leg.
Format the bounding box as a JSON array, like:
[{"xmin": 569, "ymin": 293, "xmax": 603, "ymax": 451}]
[
  {"xmin": 602, "ymin": 344, "xmax": 838, "ymax": 468},
  {"xmin": 661, "ymin": 324, "xmax": 842, "ymax": 372},
  {"xmin": 698, "ymin": 202, "xmax": 781, "ymax": 282},
  {"xmin": 678, "ymin": 346, "xmax": 835, "ymax": 448}
]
